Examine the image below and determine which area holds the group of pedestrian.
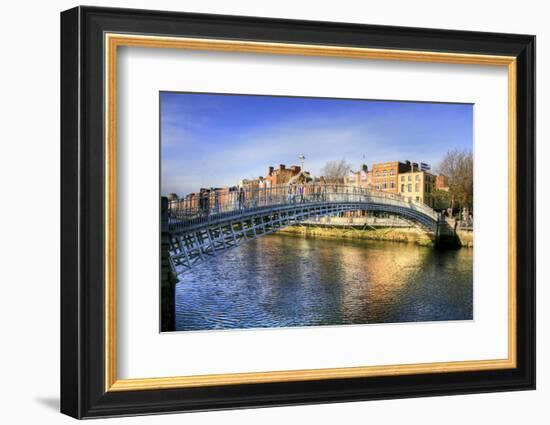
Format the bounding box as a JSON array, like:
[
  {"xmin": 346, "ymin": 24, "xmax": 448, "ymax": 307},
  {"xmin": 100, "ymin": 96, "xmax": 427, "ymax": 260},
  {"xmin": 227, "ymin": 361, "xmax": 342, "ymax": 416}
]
[
  {"xmin": 287, "ymin": 183, "xmax": 307, "ymax": 204},
  {"xmin": 440, "ymin": 207, "xmax": 473, "ymax": 227}
]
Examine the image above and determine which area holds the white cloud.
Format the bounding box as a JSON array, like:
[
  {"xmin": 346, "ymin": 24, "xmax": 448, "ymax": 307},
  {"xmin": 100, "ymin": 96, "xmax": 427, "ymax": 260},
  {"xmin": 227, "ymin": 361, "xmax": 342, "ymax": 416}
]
[{"xmin": 161, "ymin": 105, "xmax": 470, "ymax": 195}]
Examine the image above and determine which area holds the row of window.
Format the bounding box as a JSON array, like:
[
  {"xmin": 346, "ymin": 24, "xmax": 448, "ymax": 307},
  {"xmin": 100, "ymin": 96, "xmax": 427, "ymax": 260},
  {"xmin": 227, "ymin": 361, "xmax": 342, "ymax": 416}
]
[
  {"xmin": 374, "ymin": 170, "xmax": 395, "ymax": 177},
  {"xmin": 401, "ymin": 183, "xmax": 418, "ymax": 192},
  {"xmin": 400, "ymin": 174, "xmax": 421, "ymax": 182},
  {"xmin": 400, "ymin": 183, "xmax": 433, "ymax": 193},
  {"xmin": 375, "ymin": 173, "xmax": 435, "ymax": 182},
  {"xmin": 375, "ymin": 182, "xmax": 396, "ymax": 190}
]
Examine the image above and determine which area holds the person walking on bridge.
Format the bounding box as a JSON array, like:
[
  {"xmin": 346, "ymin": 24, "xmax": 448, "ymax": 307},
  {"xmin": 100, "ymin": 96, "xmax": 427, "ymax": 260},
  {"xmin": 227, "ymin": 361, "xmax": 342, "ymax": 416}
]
[
  {"xmin": 238, "ymin": 187, "xmax": 245, "ymax": 211},
  {"xmin": 287, "ymin": 184, "xmax": 293, "ymax": 204},
  {"xmin": 299, "ymin": 183, "xmax": 305, "ymax": 203}
]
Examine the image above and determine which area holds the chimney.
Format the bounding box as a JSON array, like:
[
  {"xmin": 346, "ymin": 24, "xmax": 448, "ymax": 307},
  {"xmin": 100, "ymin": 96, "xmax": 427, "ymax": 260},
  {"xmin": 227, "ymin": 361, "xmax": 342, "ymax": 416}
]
[
  {"xmin": 267, "ymin": 166, "xmax": 274, "ymax": 176},
  {"xmin": 279, "ymin": 164, "xmax": 286, "ymax": 170}
]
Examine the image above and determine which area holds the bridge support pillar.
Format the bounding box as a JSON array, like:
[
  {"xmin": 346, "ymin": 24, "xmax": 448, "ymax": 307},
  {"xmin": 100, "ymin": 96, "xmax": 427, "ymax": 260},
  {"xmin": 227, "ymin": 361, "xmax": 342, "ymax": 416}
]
[
  {"xmin": 161, "ymin": 197, "xmax": 178, "ymax": 332},
  {"xmin": 434, "ymin": 216, "xmax": 460, "ymax": 249}
]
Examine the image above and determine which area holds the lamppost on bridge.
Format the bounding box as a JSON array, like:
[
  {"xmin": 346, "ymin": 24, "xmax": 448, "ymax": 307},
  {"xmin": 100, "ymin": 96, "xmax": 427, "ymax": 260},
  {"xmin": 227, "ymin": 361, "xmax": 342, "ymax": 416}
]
[{"xmin": 299, "ymin": 153, "xmax": 305, "ymax": 170}]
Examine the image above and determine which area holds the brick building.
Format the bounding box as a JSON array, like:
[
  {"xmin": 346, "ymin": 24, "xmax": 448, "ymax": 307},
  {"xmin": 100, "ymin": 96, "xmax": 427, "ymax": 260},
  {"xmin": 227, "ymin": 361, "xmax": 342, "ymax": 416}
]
[
  {"xmin": 372, "ymin": 160, "xmax": 415, "ymax": 193},
  {"xmin": 265, "ymin": 164, "xmax": 301, "ymax": 186},
  {"xmin": 239, "ymin": 177, "xmax": 261, "ymax": 191},
  {"xmin": 178, "ymin": 186, "xmax": 232, "ymax": 212}
]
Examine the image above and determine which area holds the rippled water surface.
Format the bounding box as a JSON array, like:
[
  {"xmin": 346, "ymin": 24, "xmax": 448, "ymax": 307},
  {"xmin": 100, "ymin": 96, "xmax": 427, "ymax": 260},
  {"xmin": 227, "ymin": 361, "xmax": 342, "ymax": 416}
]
[{"xmin": 175, "ymin": 234, "xmax": 473, "ymax": 331}]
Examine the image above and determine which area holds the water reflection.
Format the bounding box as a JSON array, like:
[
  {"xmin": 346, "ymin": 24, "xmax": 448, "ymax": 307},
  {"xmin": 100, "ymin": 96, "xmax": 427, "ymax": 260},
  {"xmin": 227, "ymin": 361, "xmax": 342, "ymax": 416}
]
[{"xmin": 175, "ymin": 234, "xmax": 473, "ymax": 331}]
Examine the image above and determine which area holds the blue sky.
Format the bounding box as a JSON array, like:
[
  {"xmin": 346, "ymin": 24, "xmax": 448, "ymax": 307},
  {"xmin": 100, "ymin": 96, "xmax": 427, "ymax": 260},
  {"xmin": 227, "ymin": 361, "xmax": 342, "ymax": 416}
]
[{"xmin": 161, "ymin": 92, "xmax": 473, "ymax": 196}]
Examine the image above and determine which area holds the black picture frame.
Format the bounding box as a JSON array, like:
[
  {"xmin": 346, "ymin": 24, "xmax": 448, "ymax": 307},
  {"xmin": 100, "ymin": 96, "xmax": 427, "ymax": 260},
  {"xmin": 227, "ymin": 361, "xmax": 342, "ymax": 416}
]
[{"xmin": 61, "ymin": 5, "xmax": 535, "ymax": 419}]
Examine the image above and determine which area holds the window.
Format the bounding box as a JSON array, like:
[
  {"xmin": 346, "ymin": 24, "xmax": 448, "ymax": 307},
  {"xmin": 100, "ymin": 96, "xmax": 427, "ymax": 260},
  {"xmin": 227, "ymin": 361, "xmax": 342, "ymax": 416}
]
[
  {"xmin": 408, "ymin": 184, "xmax": 412, "ymax": 192},
  {"xmin": 401, "ymin": 176, "xmax": 405, "ymax": 181},
  {"xmin": 415, "ymin": 183, "xmax": 419, "ymax": 192},
  {"xmin": 389, "ymin": 170, "xmax": 395, "ymax": 176},
  {"xmin": 408, "ymin": 175, "xmax": 412, "ymax": 181},
  {"xmin": 416, "ymin": 196, "xmax": 420, "ymax": 201},
  {"xmin": 382, "ymin": 170, "xmax": 387, "ymax": 177},
  {"xmin": 390, "ymin": 182, "xmax": 395, "ymax": 189},
  {"xmin": 382, "ymin": 182, "xmax": 387, "ymax": 189},
  {"xmin": 415, "ymin": 174, "xmax": 420, "ymax": 181},
  {"xmin": 375, "ymin": 171, "xmax": 380, "ymax": 177},
  {"xmin": 401, "ymin": 184, "xmax": 405, "ymax": 192}
]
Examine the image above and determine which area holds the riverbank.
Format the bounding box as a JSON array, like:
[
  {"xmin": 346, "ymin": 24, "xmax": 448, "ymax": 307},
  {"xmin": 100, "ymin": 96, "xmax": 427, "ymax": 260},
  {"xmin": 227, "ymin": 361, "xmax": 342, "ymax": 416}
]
[
  {"xmin": 277, "ymin": 224, "xmax": 435, "ymax": 246},
  {"xmin": 277, "ymin": 224, "xmax": 474, "ymax": 248}
]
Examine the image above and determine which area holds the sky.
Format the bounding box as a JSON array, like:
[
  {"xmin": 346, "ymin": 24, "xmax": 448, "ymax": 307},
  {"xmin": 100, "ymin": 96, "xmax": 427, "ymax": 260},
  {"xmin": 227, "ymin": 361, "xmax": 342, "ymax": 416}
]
[{"xmin": 160, "ymin": 92, "xmax": 473, "ymax": 196}]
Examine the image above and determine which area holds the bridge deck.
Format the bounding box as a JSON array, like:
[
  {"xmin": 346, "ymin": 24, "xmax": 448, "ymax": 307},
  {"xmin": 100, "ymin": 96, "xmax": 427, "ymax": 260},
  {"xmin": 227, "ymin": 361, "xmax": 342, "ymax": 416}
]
[{"xmin": 165, "ymin": 186, "xmax": 441, "ymax": 275}]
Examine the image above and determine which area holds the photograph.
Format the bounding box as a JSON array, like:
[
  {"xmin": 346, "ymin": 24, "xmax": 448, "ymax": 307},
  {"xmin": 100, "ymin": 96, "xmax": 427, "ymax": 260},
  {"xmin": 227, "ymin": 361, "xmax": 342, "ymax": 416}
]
[{"xmin": 161, "ymin": 92, "xmax": 475, "ymax": 332}]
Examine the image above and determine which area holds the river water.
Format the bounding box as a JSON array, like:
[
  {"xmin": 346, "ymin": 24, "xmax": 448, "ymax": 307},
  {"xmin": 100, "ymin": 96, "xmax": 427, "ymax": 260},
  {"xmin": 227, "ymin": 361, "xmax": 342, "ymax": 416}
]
[{"xmin": 175, "ymin": 234, "xmax": 473, "ymax": 331}]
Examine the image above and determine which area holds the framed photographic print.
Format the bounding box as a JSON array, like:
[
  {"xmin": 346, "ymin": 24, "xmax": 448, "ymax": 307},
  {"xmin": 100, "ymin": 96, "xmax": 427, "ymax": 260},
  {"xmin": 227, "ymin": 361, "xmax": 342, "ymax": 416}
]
[{"xmin": 60, "ymin": 6, "xmax": 535, "ymax": 419}]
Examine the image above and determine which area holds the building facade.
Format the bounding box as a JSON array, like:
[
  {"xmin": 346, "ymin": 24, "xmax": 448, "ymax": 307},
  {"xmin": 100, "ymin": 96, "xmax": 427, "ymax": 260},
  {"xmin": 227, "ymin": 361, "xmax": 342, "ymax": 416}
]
[
  {"xmin": 372, "ymin": 161, "xmax": 415, "ymax": 193},
  {"xmin": 177, "ymin": 186, "xmax": 233, "ymax": 213},
  {"xmin": 344, "ymin": 164, "xmax": 373, "ymax": 189},
  {"xmin": 398, "ymin": 171, "xmax": 436, "ymax": 206},
  {"xmin": 265, "ymin": 164, "xmax": 301, "ymax": 186}
]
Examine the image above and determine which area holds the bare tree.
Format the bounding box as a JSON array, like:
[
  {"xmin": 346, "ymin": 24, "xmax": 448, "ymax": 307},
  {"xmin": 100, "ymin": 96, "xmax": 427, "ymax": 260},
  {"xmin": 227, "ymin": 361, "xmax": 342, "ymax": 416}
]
[
  {"xmin": 321, "ymin": 159, "xmax": 352, "ymax": 183},
  {"xmin": 437, "ymin": 149, "xmax": 473, "ymax": 212}
]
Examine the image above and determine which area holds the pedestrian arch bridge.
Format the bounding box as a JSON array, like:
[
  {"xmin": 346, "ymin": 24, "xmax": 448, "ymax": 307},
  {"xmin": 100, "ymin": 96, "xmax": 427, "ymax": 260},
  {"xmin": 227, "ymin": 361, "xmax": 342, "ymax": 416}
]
[{"xmin": 165, "ymin": 184, "xmax": 445, "ymax": 275}]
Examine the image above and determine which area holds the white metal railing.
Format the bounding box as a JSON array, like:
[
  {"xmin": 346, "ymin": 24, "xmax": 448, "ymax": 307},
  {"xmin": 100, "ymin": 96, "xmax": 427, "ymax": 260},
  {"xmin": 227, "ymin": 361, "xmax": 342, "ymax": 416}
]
[{"xmin": 168, "ymin": 184, "xmax": 438, "ymax": 228}]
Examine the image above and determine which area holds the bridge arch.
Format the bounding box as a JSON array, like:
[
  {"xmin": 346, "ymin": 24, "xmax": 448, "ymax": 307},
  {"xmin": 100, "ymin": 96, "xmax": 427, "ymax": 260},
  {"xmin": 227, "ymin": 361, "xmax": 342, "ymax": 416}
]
[{"xmin": 165, "ymin": 185, "xmax": 441, "ymax": 275}]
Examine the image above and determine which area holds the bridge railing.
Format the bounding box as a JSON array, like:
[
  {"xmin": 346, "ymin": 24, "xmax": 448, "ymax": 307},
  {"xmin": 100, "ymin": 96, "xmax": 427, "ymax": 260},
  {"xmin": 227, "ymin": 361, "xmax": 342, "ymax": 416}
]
[{"xmin": 167, "ymin": 184, "xmax": 438, "ymax": 228}]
